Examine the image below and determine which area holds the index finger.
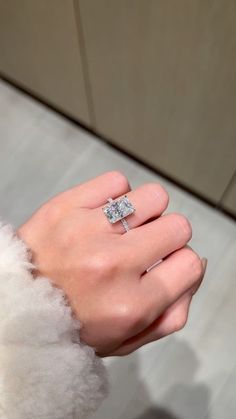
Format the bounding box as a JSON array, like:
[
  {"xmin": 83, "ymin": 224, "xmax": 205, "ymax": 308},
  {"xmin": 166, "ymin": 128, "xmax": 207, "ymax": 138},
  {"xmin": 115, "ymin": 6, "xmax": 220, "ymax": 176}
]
[{"xmin": 52, "ymin": 171, "xmax": 131, "ymax": 209}]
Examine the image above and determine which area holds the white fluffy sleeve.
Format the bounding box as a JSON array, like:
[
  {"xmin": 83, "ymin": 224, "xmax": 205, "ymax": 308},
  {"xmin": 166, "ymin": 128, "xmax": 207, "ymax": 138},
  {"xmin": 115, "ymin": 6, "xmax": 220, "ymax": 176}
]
[{"xmin": 0, "ymin": 222, "xmax": 109, "ymax": 419}]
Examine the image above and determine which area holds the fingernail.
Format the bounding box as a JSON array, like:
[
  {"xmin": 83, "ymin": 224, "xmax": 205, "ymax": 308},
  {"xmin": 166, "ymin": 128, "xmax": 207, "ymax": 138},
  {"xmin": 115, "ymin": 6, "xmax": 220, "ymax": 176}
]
[
  {"xmin": 201, "ymin": 257, "xmax": 208, "ymax": 274},
  {"xmin": 191, "ymin": 257, "xmax": 208, "ymax": 296}
]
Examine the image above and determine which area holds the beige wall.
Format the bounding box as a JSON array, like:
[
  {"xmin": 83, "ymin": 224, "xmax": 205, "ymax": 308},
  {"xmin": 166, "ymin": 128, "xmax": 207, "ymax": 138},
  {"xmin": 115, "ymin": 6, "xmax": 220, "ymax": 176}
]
[
  {"xmin": 79, "ymin": 0, "xmax": 236, "ymax": 206},
  {"xmin": 0, "ymin": 0, "xmax": 90, "ymax": 124},
  {"xmin": 222, "ymin": 172, "xmax": 236, "ymax": 215},
  {"xmin": 0, "ymin": 0, "xmax": 235, "ymax": 215}
]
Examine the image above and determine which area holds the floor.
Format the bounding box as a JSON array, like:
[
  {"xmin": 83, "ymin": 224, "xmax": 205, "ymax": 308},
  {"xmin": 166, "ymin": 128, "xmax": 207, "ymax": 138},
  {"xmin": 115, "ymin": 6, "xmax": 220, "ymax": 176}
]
[{"xmin": 0, "ymin": 79, "xmax": 235, "ymax": 419}]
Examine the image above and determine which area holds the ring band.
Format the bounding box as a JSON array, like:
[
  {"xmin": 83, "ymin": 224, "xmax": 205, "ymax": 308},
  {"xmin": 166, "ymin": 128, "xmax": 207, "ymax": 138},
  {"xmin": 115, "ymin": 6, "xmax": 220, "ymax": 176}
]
[
  {"xmin": 120, "ymin": 218, "xmax": 130, "ymax": 233},
  {"xmin": 103, "ymin": 195, "xmax": 135, "ymax": 232}
]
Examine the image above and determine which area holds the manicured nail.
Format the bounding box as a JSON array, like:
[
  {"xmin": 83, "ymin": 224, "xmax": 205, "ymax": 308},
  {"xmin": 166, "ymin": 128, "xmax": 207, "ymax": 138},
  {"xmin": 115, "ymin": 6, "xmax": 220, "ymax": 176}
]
[
  {"xmin": 191, "ymin": 257, "xmax": 208, "ymax": 296},
  {"xmin": 201, "ymin": 257, "xmax": 208, "ymax": 274}
]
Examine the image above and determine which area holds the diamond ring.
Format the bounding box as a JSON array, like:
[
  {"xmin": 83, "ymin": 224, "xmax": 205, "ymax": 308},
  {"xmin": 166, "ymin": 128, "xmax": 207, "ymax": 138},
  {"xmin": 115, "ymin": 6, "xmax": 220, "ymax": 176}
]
[{"xmin": 103, "ymin": 195, "xmax": 135, "ymax": 233}]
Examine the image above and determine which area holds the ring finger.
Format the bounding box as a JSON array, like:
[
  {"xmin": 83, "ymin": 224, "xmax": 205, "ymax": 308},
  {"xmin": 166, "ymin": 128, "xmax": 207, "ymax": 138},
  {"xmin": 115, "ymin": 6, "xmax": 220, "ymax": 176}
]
[{"xmin": 92, "ymin": 182, "xmax": 169, "ymax": 233}]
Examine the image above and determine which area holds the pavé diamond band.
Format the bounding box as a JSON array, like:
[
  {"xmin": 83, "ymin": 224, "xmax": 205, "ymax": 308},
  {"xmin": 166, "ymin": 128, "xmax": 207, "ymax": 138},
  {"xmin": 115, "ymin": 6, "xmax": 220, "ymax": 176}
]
[{"xmin": 103, "ymin": 195, "xmax": 135, "ymax": 233}]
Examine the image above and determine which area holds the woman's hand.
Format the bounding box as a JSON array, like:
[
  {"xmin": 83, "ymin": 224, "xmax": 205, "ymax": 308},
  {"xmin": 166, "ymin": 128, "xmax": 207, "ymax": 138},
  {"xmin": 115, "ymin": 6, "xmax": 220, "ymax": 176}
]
[{"xmin": 18, "ymin": 171, "xmax": 206, "ymax": 356}]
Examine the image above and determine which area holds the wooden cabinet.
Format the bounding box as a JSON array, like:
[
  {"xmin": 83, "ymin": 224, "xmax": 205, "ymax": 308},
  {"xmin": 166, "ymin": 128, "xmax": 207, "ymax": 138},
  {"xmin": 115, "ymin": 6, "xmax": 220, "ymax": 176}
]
[
  {"xmin": 79, "ymin": 0, "xmax": 236, "ymax": 204},
  {"xmin": 0, "ymin": 0, "xmax": 90, "ymax": 124}
]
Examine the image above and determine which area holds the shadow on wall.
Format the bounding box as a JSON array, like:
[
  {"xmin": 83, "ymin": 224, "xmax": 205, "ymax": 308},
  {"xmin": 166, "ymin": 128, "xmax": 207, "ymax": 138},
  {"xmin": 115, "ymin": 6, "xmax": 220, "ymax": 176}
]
[{"xmin": 98, "ymin": 337, "xmax": 211, "ymax": 419}]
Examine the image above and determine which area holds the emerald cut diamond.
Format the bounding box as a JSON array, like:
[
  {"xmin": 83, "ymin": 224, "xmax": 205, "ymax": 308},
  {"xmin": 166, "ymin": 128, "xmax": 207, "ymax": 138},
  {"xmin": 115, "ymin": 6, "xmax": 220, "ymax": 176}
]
[{"xmin": 103, "ymin": 196, "xmax": 135, "ymax": 224}]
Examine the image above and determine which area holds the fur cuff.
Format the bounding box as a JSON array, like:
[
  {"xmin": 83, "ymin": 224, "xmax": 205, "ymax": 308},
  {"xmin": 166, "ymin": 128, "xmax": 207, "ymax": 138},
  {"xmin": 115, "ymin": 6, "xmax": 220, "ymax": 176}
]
[{"xmin": 0, "ymin": 222, "xmax": 109, "ymax": 419}]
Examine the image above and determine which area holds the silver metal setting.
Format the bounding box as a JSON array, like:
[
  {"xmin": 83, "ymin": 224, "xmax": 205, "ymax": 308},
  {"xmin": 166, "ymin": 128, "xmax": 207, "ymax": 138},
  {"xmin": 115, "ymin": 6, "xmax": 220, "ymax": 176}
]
[
  {"xmin": 103, "ymin": 195, "xmax": 135, "ymax": 232},
  {"xmin": 120, "ymin": 218, "xmax": 130, "ymax": 232}
]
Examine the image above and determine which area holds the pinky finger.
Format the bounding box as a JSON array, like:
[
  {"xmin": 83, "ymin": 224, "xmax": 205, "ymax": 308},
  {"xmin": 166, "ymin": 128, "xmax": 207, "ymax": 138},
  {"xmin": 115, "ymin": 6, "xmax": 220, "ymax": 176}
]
[{"xmin": 108, "ymin": 291, "xmax": 193, "ymax": 356}]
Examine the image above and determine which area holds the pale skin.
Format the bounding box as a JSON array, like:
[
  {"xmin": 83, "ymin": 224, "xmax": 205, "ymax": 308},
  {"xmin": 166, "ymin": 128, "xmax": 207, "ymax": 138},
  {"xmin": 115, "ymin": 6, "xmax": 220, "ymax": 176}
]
[{"xmin": 18, "ymin": 171, "xmax": 207, "ymax": 357}]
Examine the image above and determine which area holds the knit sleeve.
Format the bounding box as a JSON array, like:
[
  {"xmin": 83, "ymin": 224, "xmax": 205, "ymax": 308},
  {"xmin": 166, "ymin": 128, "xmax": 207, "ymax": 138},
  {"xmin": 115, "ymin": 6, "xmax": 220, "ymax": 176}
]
[{"xmin": 0, "ymin": 222, "xmax": 109, "ymax": 419}]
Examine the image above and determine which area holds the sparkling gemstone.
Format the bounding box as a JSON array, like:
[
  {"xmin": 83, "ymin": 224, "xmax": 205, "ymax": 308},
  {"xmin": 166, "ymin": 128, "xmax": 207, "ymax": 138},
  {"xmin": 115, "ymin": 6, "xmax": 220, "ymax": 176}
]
[{"xmin": 103, "ymin": 196, "xmax": 135, "ymax": 223}]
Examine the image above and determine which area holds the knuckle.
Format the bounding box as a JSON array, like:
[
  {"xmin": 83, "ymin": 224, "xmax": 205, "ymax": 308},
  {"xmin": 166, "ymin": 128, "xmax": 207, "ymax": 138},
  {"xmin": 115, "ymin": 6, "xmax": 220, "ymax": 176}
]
[
  {"xmin": 88, "ymin": 252, "xmax": 119, "ymax": 278},
  {"xmin": 39, "ymin": 201, "xmax": 63, "ymax": 225},
  {"xmin": 108, "ymin": 171, "xmax": 130, "ymax": 190},
  {"xmin": 145, "ymin": 183, "xmax": 169, "ymax": 206},
  {"xmin": 115, "ymin": 301, "xmax": 142, "ymax": 336},
  {"xmin": 171, "ymin": 213, "xmax": 192, "ymax": 242}
]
